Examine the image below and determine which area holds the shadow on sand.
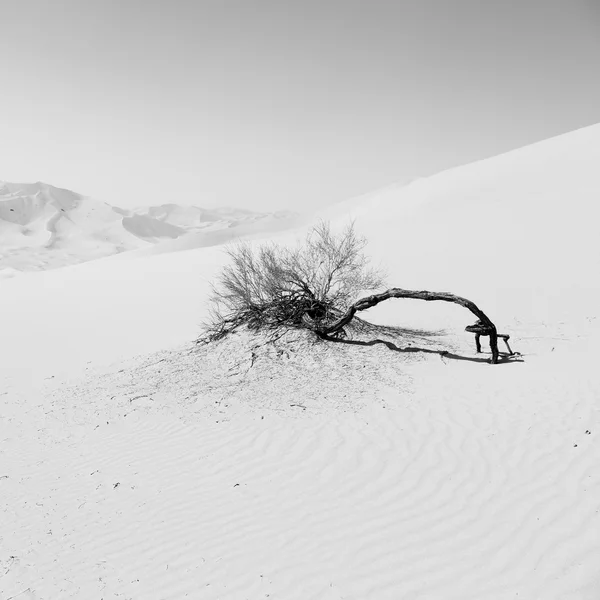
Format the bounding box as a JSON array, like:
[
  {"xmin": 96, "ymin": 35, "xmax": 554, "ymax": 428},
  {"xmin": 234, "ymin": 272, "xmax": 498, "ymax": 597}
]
[{"xmin": 322, "ymin": 322, "xmax": 524, "ymax": 365}]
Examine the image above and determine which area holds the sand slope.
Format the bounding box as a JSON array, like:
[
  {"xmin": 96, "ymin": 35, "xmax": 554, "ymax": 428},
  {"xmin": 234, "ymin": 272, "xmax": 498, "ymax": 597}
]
[
  {"xmin": 2, "ymin": 124, "xmax": 600, "ymax": 599},
  {"xmin": 2, "ymin": 331, "xmax": 599, "ymax": 599}
]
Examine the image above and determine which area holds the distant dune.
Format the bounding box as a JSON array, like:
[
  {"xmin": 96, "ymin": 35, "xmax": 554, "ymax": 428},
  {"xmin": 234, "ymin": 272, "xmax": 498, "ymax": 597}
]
[{"xmin": 0, "ymin": 181, "xmax": 298, "ymax": 272}]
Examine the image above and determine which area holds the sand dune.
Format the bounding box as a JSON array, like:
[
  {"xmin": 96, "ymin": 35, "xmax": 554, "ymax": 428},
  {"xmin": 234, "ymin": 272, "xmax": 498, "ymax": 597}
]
[
  {"xmin": 2, "ymin": 124, "xmax": 600, "ymax": 599},
  {"xmin": 323, "ymin": 123, "xmax": 600, "ymax": 327},
  {"xmin": 0, "ymin": 181, "xmax": 146, "ymax": 271},
  {"xmin": 0, "ymin": 181, "xmax": 299, "ymax": 272}
]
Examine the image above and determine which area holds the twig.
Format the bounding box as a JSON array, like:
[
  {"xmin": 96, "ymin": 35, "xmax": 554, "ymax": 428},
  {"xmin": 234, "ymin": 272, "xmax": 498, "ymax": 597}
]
[
  {"xmin": 129, "ymin": 395, "xmax": 152, "ymax": 403},
  {"xmin": 6, "ymin": 588, "xmax": 32, "ymax": 600}
]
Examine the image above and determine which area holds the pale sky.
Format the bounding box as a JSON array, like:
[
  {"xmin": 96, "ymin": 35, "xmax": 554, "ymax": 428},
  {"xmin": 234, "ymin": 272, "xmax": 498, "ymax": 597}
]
[{"xmin": 1, "ymin": 0, "xmax": 599, "ymax": 211}]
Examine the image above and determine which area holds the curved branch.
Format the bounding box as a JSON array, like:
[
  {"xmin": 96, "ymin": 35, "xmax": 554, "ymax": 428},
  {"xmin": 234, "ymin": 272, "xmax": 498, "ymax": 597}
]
[{"xmin": 304, "ymin": 288, "xmax": 500, "ymax": 363}]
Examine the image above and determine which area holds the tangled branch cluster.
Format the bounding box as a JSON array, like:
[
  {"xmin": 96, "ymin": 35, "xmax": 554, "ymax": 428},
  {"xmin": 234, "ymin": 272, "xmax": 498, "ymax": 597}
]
[{"xmin": 202, "ymin": 221, "xmax": 384, "ymax": 342}]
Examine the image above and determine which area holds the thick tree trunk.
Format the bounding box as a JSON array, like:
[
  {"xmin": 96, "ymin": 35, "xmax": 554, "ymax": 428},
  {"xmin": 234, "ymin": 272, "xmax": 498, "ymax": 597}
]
[{"xmin": 305, "ymin": 288, "xmax": 501, "ymax": 364}]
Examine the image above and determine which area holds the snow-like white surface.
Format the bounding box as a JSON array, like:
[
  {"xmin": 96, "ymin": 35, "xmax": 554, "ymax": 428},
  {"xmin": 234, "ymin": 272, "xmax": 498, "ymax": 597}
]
[
  {"xmin": 0, "ymin": 181, "xmax": 147, "ymax": 272},
  {"xmin": 2, "ymin": 124, "xmax": 600, "ymax": 599},
  {"xmin": 0, "ymin": 181, "xmax": 299, "ymax": 272}
]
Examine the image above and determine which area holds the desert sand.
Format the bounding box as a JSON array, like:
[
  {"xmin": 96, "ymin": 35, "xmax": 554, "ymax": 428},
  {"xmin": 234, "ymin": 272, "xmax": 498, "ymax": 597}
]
[{"xmin": 2, "ymin": 124, "xmax": 600, "ymax": 599}]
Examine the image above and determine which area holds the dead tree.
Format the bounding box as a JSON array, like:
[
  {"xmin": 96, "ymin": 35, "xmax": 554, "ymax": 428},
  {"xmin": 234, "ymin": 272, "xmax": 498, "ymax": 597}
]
[{"xmin": 304, "ymin": 288, "xmax": 504, "ymax": 364}]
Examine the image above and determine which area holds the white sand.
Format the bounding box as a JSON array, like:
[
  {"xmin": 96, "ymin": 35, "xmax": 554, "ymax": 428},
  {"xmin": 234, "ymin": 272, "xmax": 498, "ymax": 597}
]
[{"xmin": 2, "ymin": 124, "xmax": 600, "ymax": 599}]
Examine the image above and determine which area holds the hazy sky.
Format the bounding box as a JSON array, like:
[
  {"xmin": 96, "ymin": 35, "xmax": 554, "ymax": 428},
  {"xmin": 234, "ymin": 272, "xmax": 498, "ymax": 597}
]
[{"xmin": 1, "ymin": 0, "xmax": 599, "ymax": 211}]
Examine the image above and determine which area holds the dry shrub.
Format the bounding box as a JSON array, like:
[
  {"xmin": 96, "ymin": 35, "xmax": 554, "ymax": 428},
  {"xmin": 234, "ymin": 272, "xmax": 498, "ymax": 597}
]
[{"xmin": 202, "ymin": 221, "xmax": 384, "ymax": 342}]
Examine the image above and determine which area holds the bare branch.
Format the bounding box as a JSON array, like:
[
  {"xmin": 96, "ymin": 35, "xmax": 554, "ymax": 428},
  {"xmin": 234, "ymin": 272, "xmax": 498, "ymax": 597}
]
[
  {"xmin": 302, "ymin": 288, "xmax": 501, "ymax": 364},
  {"xmin": 200, "ymin": 221, "xmax": 384, "ymax": 341}
]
